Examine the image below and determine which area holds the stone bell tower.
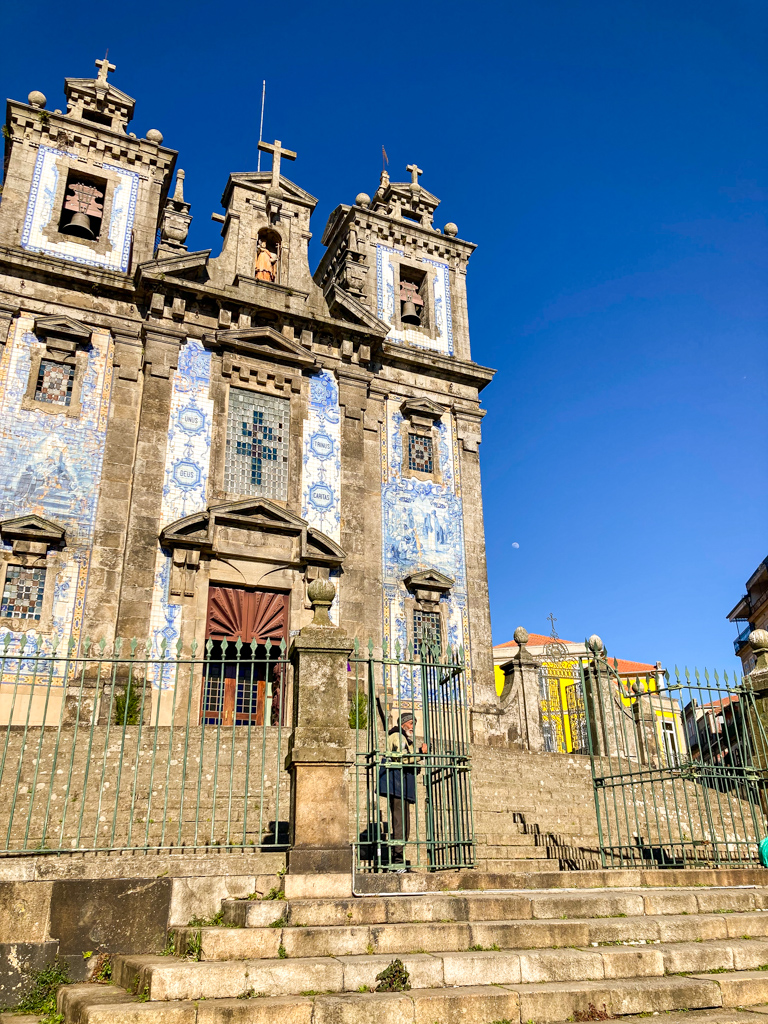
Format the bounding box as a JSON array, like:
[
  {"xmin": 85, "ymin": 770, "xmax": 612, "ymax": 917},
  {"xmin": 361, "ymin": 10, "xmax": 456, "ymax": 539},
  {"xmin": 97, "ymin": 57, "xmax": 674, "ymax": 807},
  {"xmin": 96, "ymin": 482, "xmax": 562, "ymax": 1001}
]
[
  {"xmin": 0, "ymin": 57, "xmax": 175, "ymax": 273},
  {"xmin": 315, "ymin": 164, "xmax": 496, "ymax": 708}
]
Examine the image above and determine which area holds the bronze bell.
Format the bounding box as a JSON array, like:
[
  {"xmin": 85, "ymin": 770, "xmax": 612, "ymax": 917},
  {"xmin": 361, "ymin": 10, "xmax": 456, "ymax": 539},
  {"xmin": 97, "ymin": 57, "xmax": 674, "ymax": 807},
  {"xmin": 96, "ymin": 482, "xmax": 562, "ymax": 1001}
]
[
  {"xmin": 62, "ymin": 211, "xmax": 96, "ymax": 240},
  {"xmin": 401, "ymin": 299, "xmax": 421, "ymax": 326}
]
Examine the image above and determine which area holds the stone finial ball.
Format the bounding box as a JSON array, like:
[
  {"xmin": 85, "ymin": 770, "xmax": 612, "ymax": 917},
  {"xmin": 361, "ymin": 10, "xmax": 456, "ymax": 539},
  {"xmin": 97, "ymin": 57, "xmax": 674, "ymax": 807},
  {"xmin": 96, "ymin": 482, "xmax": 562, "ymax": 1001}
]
[
  {"xmin": 513, "ymin": 626, "xmax": 529, "ymax": 647},
  {"xmin": 587, "ymin": 634, "xmax": 604, "ymax": 653},
  {"xmin": 146, "ymin": 128, "xmax": 164, "ymax": 144},
  {"xmin": 749, "ymin": 629, "xmax": 768, "ymax": 650},
  {"xmin": 355, "ymin": 192, "xmax": 371, "ymax": 207},
  {"xmin": 28, "ymin": 91, "xmax": 46, "ymax": 109},
  {"xmin": 307, "ymin": 577, "xmax": 336, "ymax": 606},
  {"xmin": 443, "ymin": 222, "xmax": 458, "ymax": 236}
]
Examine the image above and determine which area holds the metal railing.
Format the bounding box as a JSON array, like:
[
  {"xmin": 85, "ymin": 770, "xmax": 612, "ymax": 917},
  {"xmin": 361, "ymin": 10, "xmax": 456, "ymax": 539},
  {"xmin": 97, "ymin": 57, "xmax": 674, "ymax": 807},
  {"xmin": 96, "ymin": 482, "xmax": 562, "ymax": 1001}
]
[
  {"xmin": 0, "ymin": 633, "xmax": 290, "ymax": 855},
  {"xmin": 351, "ymin": 638, "xmax": 475, "ymax": 873},
  {"xmin": 581, "ymin": 640, "xmax": 768, "ymax": 869}
]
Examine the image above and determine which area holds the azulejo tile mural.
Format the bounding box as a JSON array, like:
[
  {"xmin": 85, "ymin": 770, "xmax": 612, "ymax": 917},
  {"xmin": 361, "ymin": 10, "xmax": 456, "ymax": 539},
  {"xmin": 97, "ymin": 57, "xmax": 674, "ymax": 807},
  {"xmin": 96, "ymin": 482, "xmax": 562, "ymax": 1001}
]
[
  {"xmin": 380, "ymin": 400, "xmax": 471, "ymax": 701},
  {"xmin": 376, "ymin": 244, "xmax": 454, "ymax": 356},
  {"xmin": 148, "ymin": 340, "xmax": 213, "ymax": 675},
  {"xmin": 301, "ymin": 369, "xmax": 342, "ymax": 622},
  {"xmin": 20, "ymin": 146, "xmax": 139, "ymax": 272},
  {"xmin": 0, "ymin": 315, "xmax": 114, "ymax": 656}
]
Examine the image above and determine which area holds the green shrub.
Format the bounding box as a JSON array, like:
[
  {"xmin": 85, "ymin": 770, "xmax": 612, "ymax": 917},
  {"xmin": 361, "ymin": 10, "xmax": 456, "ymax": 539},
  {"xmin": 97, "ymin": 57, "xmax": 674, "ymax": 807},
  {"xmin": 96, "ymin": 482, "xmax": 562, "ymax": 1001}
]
[
  {"xmin": 113, "ymin": 682, "xmax": 142, "ymax": 725},
  {"xmin": 10, "ymin": 958, "xmax": 70, "ymax": 1023},
  {"xmin": 348, "ymin": 691, "xmax": 368, "ymax": 729},
  {"xmin": 375, "ymin": 958, "xmax": 410, "ymax": 992}
]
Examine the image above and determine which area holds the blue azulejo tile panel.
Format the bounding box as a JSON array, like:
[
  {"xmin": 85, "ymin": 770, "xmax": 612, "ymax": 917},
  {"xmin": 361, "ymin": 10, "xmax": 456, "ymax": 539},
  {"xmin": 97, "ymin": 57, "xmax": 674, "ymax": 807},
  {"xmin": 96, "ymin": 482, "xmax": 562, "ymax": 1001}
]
[
  {"xmin": 376, "ymin": 245, "xmax": 454, "ymax": 356},
  {"xmin": 0, "ymin": 316, "xmax": 114, "ymax": 654},
  {"xmin": 380, "ymin": 399, "xmax": 471, "ymax": 702},
  {"xmin": 20, "ymin": 146, "xmax": 139, "ymax": 273},
  {"xmin": 301, "ymin": 369, "xmax": 341, "ymax": 623},
  {"xmin": 148, "ymin": 340, "xmax": 213, "ymax": 676}
]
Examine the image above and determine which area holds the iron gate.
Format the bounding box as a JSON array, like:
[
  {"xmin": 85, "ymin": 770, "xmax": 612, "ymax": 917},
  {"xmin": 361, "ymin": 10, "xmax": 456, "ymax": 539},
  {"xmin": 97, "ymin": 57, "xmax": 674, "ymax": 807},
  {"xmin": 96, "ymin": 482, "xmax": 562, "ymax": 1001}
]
[
  {"xmin": 351, "ymin": 638, "xmax": 475, "ymax": 872},
  {"xmin": 538, "ymin": 637, "xmax": 589, "ymax": 754},
  {"xmin": 581, "ymin": 636, "xmax": 768, "ymax": 868}
]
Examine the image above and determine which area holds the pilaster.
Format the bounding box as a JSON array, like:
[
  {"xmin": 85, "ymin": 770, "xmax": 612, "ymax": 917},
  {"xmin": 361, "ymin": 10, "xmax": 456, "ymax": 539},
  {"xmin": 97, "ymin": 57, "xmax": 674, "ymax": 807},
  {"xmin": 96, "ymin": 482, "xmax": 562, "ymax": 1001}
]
[
  {"xmin": 82, "ymin": 325, "xmax": 144, "ymax": 641},
  {"xmin": 115, "ymin": 324, "xmax": 183, "ymax": 639}
]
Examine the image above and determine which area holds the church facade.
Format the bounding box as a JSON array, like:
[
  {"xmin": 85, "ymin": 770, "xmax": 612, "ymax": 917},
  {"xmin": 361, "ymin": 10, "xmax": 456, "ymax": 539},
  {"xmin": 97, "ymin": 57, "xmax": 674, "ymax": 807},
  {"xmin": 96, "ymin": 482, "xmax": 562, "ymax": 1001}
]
[{"xmin": 0, "ymin": 58, "xmax": 496, "ymax": 711}]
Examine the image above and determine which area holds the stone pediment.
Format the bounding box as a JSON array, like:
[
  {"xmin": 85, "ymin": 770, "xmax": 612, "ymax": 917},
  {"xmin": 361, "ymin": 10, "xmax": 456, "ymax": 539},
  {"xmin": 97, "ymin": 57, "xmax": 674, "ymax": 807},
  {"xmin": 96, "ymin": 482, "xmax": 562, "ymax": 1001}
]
[
  {"xmin": 400, "ymin": 396, "xmax": 446, "ymax": 425},
  {"xmin": 160, "ymin": 498, "xmax": 345, "ymax": 570},
  {"xmin": 34, "ymin": 315, "xmax": 91, "ymax": 341},
  {"xmin": 207, "ymin": 326, "xmax": 317, "ymax": 370},
  {"xmin": 0, "ymin": 514, "xmax": 65, "ymax": 551},
  {"xmin": 327, "ymin": 285, "xmax": 390, "ymax": 337},
  {"xmin": 64, "ymin": 79, "xmax": 135, "ymax": 107},
  {"xmin": 386, "ymin": 182, "xmax": 440, "ymax": 209},
  {"xmin": 223, "ymin": 173, "xmax": 318, "ymax": 210},
  {"xmin": 404, "ymin": 569, "xmax": 454, "ymax": 593},
  {"xmin": 141, "ymin": 251, "xmax": 211, "ymax": 280}
]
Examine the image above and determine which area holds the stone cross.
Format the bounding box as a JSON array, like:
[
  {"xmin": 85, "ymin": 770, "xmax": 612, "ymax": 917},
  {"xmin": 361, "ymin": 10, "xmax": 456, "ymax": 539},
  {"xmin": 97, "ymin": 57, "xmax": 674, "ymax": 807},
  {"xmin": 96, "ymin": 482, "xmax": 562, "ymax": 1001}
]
[
  {"xmin": 258, "ymin": 139, "xmax": 297, "ymax": 190},
  {"xmin": 406, "ymin": 163, "xmax": 423, "ymax": 186},
  {"xmin": 94, "ymin": 57, "xmax": 116, "ymax": 83}
]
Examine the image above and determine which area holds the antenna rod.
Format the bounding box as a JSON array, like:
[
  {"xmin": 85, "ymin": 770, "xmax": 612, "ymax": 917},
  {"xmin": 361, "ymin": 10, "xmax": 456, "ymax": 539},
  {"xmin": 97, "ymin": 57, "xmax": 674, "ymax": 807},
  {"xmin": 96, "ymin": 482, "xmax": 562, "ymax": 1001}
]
[{"xmin": 257, "ymin": 80, "xmax": 266, "ymax": 172}]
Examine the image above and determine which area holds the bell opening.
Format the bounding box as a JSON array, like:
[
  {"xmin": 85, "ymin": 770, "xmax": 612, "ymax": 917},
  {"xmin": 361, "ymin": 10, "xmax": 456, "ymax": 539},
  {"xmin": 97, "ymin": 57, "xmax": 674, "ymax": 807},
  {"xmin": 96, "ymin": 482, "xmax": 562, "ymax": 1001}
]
[
  {"xmin": 399, "ymin": 275, "xmax": 426, "ymax": 329},
  {"xmin": 58, "ymin": 171, "xmax": 106, "ymax": 242}
]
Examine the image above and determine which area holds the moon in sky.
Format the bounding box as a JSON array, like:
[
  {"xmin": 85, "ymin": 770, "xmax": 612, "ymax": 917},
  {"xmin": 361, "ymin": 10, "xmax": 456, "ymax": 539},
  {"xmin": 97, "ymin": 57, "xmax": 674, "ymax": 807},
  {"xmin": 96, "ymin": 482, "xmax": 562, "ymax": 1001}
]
[{"xmin": 511, "ymin": 542, "xmax": 520, "ymax": 549}]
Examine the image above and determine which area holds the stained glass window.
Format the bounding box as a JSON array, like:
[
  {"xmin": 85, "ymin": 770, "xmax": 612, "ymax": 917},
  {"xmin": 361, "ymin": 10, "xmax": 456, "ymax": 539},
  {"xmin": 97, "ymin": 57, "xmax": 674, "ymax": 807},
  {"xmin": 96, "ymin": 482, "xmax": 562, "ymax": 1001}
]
[
  {"xmin": 413, "ymin": 609, "xmax": 441, "ymax": 657},
  {"xmin": 1, "ymin": 565, "xmax": 46, "ymax": 620},
  {"xmin": 224, "ymin": 389, "xmax": 289, "ymax": 500},
  {"xmin": 35, "ymin": 360, "xmax": 74, "ymax": 406},
  {"xmin": 408, "ymin": 433, "xmax": 433, "ymax": 474}
]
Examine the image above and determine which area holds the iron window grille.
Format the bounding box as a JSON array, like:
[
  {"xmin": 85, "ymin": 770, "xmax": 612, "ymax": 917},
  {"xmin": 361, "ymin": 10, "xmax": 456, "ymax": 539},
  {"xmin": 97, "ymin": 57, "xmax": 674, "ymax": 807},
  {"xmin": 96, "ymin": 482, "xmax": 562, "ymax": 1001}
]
[
  {"xmin": 224, "ymin": 389, "xmax": 290, "ymax": 500},
  {"xmin": 413, "ymin": 609, "xmax": 441, "ymax": 657}
]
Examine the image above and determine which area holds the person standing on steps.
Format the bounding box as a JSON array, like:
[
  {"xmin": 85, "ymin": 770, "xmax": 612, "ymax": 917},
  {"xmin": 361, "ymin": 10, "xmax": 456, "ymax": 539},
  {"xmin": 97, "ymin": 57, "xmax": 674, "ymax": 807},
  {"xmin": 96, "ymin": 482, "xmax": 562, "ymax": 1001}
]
[{"xmin": 379, "ymin": 711, "xmax": 428, "ymax": 868}]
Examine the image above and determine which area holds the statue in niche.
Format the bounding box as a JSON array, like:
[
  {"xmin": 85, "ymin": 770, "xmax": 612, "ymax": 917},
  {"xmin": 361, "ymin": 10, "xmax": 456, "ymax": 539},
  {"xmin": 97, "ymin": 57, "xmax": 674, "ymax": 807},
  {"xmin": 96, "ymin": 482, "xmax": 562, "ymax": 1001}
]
[{"xmin": 255, "ymin": 240, "xmax": 278, "ymax": 282}]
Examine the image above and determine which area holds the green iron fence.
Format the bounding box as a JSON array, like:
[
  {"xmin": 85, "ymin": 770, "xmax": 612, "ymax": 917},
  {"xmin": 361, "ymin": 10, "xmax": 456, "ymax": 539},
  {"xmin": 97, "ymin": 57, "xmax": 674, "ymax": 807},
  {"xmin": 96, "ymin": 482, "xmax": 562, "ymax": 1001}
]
[
  {"xmin": 581, "ymin": 637, "xmax": 768, "ymax": 869},
  {"xmin": 351, "ymin": 638, "xmax": 475, "ymax": 873},
  {"xmin": 0, "ymin": 633, "xmax": 290, "ymax": 854}
]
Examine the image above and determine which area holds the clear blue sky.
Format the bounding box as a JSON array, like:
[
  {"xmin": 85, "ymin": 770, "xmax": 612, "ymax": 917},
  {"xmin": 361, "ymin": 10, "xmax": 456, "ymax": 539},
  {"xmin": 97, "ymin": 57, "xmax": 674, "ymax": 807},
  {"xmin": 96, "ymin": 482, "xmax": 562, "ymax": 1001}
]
[{"xmin": 3, "ymin": 0, "xmax": 766, "ymax": 673}]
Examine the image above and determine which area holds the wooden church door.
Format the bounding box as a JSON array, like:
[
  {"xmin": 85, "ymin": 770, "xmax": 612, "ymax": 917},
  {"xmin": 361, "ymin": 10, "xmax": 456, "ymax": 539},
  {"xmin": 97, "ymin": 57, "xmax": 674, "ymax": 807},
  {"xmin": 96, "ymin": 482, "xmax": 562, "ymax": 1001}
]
[{"xmin": 202, "ymin": 586, "xmax": 289, "ymax": 726}]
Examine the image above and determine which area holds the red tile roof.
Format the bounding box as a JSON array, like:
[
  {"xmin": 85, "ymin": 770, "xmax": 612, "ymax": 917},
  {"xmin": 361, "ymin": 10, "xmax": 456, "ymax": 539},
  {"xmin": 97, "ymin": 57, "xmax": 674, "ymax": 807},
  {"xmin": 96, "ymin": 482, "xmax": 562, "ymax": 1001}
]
[
  {"xmin": 495, "ymin": 633, "xmax": 576, "ymax": 648},
  {"xmin": 494, "ymin": 636, "xmax": 655, "ymax": 673}
]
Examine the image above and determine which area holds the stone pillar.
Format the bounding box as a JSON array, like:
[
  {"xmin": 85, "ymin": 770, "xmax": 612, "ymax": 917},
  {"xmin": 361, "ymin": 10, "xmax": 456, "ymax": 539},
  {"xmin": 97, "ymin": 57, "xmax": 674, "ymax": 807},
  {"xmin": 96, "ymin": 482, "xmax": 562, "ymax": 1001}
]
[
  {"xmin": 472, "ymin": 626, "xmax": 545, "ymax": 749},
  {"xmin": 286, "ymin": 578, "xmax": 354, "ymax": 879}
]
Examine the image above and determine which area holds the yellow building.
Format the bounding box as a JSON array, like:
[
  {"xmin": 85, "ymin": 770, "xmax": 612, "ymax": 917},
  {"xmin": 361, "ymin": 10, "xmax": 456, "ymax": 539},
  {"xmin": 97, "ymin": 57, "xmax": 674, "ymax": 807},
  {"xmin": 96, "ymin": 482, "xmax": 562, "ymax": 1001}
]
[{"xmin": 493, "ymin": 633, "xmax": 682, "ymax": 759}]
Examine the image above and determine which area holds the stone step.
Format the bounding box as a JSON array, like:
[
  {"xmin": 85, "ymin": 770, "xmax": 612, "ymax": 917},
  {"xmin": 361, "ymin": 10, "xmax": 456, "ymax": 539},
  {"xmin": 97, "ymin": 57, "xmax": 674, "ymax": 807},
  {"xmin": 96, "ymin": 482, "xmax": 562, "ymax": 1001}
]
[
  {"xmin": 222, "ymin": 886, "xmax": 768, "ymax": 928},
  {"xmin": 117, "ymin": 938, "xmax": 768, "ymax": 997},
  {"xmin": 56, "ymin": 971, "xmax": 768, "ymax": 1023},
  {"xmin": 168, "ymin": 910, "xmax": 768, "ymax": 963}
]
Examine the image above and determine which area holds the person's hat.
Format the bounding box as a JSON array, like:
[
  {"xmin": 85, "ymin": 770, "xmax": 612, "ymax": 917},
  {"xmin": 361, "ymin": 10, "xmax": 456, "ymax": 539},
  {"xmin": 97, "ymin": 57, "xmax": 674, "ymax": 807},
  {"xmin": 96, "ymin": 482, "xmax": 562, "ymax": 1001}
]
[{"xmin": 399, "ymin": 712, "xmax": 415, "ymax": 726}]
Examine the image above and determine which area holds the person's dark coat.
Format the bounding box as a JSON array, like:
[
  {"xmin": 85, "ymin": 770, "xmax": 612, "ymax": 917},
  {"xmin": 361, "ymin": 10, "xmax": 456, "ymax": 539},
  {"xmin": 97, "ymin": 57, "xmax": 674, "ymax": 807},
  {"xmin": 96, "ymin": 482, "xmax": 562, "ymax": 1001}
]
[{"xmin": 378, "ymin": 725, "xmax": 418, "ymax": 803}]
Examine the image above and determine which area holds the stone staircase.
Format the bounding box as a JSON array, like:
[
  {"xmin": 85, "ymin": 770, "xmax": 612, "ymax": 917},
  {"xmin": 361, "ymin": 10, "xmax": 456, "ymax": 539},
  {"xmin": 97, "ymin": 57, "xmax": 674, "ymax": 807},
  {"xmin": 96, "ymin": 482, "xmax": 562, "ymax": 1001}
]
[
  {"xmin": 471, "ymin": 747, "xmax": 602, "ymax": 871},
  {"xmin": 58, "ymin": 879, "xmax": 768, "ymax": 1022}
]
